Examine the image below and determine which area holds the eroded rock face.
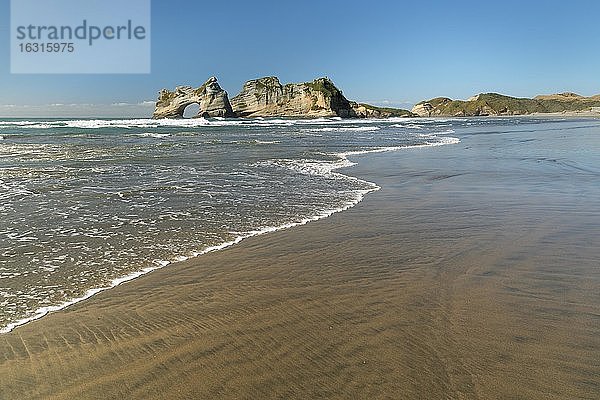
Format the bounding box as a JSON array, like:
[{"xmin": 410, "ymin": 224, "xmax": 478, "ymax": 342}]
[
  {"xmin": 153, "ymin": 75, "xmax": 415, "ymax": 119},
  {"xmin": 230, "ymin": 76, "xmax": 356, "ymax": 118},
  {"xmin": 350, "ymin": 102, "xmax": 414, "ymax": 118},
  {"xmin": 411, "ymin": 103, "xmax": 434, "ymax": 117},
  {"xmin": 152, "ymin": 77, "xmax": 234, "ymax": 119}
]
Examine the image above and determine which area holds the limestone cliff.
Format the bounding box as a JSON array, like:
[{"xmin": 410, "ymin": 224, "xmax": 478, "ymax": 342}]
[
  {"xmin": 152, "ymin": 77, "xmax": 234, "ymax": 119},
  {"xmin": 230, "ymin": 77, "xmax": 357, "ymax": 118},
  {"xmin": 412, "ymin": 92, "xmax": 600, "ymax": 117},
  {"xmin": 153, "ymin": 75, "xmax": 414, "ymax": 119},
  {"xmin": 410, "ymin": 102, "xmax": 436, "ymax": 118}
]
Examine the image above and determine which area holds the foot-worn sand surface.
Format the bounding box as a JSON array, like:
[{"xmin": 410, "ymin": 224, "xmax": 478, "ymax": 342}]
[{"xmin": 1, "ymin": 127, "xmax": 599, "ymax": 399}]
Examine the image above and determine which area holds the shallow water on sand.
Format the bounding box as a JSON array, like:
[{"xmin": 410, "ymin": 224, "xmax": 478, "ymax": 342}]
[{"xmin": 0, "ymin": 116, "xmax": 597, "ymax": 333}]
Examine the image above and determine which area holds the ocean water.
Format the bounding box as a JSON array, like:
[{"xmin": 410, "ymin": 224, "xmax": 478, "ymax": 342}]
[{"xmin": 0, "ymin": 115, "xmax": 590, "ymax": 333}]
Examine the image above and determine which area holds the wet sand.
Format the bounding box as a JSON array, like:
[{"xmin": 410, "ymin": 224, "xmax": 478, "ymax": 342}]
[{"xmin": 1, "ymin": 124, "xmax": 599, "ymax": 399}]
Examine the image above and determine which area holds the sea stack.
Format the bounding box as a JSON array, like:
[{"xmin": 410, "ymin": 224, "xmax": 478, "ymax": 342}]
[
  {"xmin": 230, "ymin": 76, "xmax": 356, "ymax": 118},
  {"xmin": 153, "ymin": 76, "xmax": 415, "ymax": 119}
]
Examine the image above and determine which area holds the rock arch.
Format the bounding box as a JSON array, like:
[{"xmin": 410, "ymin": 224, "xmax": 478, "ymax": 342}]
[
  {"xmin": 152, "ymin": 77, "xmax": 234, "ymax": 119},
  {"xmin": 182, "ymin": 103, "xmax": 201, "ymax": 118}
]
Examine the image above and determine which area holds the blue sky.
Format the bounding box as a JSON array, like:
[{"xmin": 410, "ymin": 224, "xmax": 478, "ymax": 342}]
[{"xmin": 1, "ymin": 0, "xmax": 600, "ymax": 117}]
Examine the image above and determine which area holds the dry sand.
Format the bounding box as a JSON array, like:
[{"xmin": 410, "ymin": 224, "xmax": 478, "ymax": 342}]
[{"xmin": 1, "ymin": 134, "xmax": 599, "ymax": 399}]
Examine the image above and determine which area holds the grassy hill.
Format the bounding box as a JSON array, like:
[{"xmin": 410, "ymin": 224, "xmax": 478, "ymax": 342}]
[{"xmin": 413, "ymin": 92, "xmax": 600, "ymax": 117}]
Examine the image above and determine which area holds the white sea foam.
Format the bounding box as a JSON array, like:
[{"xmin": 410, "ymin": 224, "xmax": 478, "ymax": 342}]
[
  {"xmin": 252, "ymin": 119, "xmax": 295, "ymax": 125},
  {"xmin": 0, "ymin": 121, "xmax": 53, "ymax": 129},
  {"xmin": 0, "ymin": 179, "xmax": 36, "ymax": 201},
  {"xmin": 136, "ymin": 132, "xmax": 171, "ymax": 138},
  {"xmin": 339, "ymin": 136, "xmax": 460, "ymax": 158},
  {"xmin": 253, "ymin": 140, "xmax": 281, "ymax": 144},
  {"xmin": 0, "ymin": 118, "xmax": 241, "ymax": 129},
  {"xmin": 391, "ymin": 123, "xmax": 424, "ymax": 129},
  {"xmin": 0, "ymin": 193, "xmax": 374, "ymax": 334},
  {"xmin": 0, "ymin": 131, "xmax": 460, "ymax": 335},
  {"xmin": 0, "ymin": 117, "xmax": 423, "ymax": 130},
  {"xmin": 312, "ymin": 126, "xmax": 381, "ymax": 132},
  {"xmin": 433, "ymin": 129, "xmax": 455, "ymax": 135},
  {"xmin": 0, "ymin": 121, "xmax": 40, "ymax": 126},
  {"xmin": 63, "ymin": 119, "xmax": 214, "ymax": 129},
  {"xmin": 27, "ymin": 124, "xmax": 53, "ymax": 129}
]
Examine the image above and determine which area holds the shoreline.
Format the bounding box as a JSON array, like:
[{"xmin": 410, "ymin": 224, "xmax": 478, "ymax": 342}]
[
  {"xmin": 1, "ymin": 120, "xmax": 599, "ymax": 399},
  {"xmin": 0, "ymin": 137, "xmax": 460, "ymax": 335},
  {"xmin": 1, "ymin": 112, "xmax": 599, "ymax": 123},
  {"xmin": 0, "ymin": 137, "xmax": 458, "ymax": 335},
  {"xmin": 0, "ymin": 147, "xmax": 379, "ymax": 335}
]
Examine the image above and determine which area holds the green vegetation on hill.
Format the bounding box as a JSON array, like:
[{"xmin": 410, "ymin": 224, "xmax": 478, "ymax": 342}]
[
  {"xmin": 305, "ymin": 78, "xmax": 340, "ymax": 98},
  {"xmin": 415, "ymin": 92, "xmax": 600, "ymax": 116},
  {"xmin": 358, "ymin": 103, "xmax": 414, "ymax": 117}
]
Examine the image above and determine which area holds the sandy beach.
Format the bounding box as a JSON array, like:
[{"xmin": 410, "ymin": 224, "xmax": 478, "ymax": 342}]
[{"xmin": 1, "ymin": 124, "xmax": 599, "ymax": 399}]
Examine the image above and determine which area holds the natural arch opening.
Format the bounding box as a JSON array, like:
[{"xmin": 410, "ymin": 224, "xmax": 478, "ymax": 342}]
[{"xmin": 182, "ymin": 103, "xmax": 200, "ymax": 118}]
